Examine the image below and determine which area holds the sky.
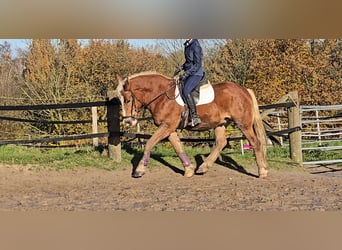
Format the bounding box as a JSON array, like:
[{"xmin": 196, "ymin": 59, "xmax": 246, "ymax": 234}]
[
  {"xmin": 0, "ymin": 39, "xmax": 158, "ymax": 54},
  {"xmin": 0, "ymin": 39, "xmax": 29, "ymax": 50}
]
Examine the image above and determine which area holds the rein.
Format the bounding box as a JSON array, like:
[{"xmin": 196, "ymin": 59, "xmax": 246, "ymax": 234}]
[{"xmin": 144, "ymin": 81, "xmax": 178, "ymax": 108}]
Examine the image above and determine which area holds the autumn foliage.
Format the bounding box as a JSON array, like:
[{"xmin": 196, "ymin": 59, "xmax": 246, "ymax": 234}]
[
  {"xmin": 0, "ymin": 39, "xmax": 341, "ymax": 139},
  {"xmin": 206, "ymin": 39, "xmax": 341, "ymax": 105}
]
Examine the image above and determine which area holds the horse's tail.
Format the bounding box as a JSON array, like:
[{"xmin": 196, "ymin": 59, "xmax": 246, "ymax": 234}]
[{"xmin": 247, "ymin": 89, "xmax": 267, "ymax": 156}]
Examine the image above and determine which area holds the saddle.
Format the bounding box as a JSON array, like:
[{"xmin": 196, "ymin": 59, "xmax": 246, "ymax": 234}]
[
  {"xmin": 175, "ymin": 75, "xmax": 214, "ymax": 106},
  {"xmin": 174, "ymin": 74, "xmax": 215, "ymax": 129}
]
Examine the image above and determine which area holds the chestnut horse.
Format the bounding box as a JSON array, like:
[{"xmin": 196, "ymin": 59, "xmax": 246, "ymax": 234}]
[{"xmin": 117, "ymin": 71, "xmax": 268, "ymax": 178}]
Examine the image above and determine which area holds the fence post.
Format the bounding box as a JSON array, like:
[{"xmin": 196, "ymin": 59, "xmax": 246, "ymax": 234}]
[
  {"xmin": 288, "ymin": 91, "xmax": 303, "ymax": 166},
  {"xmin": 315, "ymin": 109, "xmax": 322, "ymax": 145},
  {"xmin": 91, "ymin": 106, "xmax": 99, "ymax": 147},
  {"xmin": 107, "ymin": 90, "xmax": 121, "ymax": 162}
]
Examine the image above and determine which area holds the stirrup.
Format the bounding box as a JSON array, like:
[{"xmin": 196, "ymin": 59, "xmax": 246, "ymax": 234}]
[{"xmin": 189, "ymin": 116, "xmax": 201, "ymax": 127}]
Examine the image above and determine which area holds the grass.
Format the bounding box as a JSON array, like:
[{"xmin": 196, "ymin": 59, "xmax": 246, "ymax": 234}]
[
  {"xmin": 302, "ymin": 140, "xmax": 342, "ymax": 162},
  {"xmin": 0, "ymin": 144, "xmax": 129, "ymax": 171},
  {"xmin": 2, "ymin": 142, "xmax": 338, "ymax": 172}
]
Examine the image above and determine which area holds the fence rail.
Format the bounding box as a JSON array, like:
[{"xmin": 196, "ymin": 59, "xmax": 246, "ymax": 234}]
[
  {"xmin": 0, "ymin": 99, "xmax": 296, "ymax": 145},
  {"xmin": 3, "ymin": 93, "xmax": 339, "ymax": 166},
  {"xmin": 0, "ymin": 101, "xmax": 107, "ymax": 111},
  {"xmin": 301, "ymin": 104, "xmax": 342, "ymax": 165},
  {"xmin": 0, "ymin": 115, "xmax": 106, "ymax": 124},
  {"xmin": 0, "ymin": 128, "xmax": 298, "ymax": 146},
  {"xmin": 0, "ymin": 100, "xmax": 110, "ymax": 150},
  {"xmin": 0, "ymin": 92, "xmax": 302, "ymax": 163},
  {"xmin": 0, "ymin": 133, "xmax": 109, "ymax": 145}
]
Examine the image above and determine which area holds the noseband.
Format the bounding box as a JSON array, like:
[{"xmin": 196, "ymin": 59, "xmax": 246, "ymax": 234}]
[{"xmin": 121, "ymin": 90, "xmax": 139, "ymax": 121}]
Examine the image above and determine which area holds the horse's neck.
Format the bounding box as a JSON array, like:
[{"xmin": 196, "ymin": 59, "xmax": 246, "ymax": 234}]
[
  {"xmin": 133, "ymin": 77, "xmax": 170, "ymax": 95},
  {"xmin": 132, "ymin": 77, "xmax": 171, "ymax": 107}
]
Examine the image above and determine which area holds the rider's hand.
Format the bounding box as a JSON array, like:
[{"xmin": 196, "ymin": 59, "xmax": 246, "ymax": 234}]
[{"xmin": 173, "ymin": 66, "xmax": 182, "ymax": 76}]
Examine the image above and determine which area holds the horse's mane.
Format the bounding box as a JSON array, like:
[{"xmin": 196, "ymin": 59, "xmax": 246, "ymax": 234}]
[{"xmin": 128, "ymin": 71, "xmax": 171, "ymax": 81}]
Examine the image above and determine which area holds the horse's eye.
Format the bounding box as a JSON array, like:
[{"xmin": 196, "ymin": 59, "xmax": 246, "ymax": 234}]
[{"xmin": 125, "ymin": 99, "xmax": 131, "ymax": 104}]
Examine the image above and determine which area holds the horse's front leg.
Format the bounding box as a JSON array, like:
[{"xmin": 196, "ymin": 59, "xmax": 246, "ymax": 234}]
[
  {"xmin": 168, "ymin": 132, "xmax": 195, "ymax": 177},
  {"xmin": 132, "ymin": 123, "xmax": 172, "ymax": 178}
]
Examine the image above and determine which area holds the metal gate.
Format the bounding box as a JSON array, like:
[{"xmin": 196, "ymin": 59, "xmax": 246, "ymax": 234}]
[{"xmin": 301, "ymin": 104, "xmax": 342, "ymax": 165}]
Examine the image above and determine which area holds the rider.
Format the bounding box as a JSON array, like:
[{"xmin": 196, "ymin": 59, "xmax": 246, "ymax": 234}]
[{"xmin": 174, "ymin": 39, "xmax": 204, "ymax": 127}]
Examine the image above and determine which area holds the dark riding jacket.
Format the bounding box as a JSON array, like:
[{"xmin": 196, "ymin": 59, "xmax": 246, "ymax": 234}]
[{"xmin": 181, "ymin": 39, "xmax": 204, "ymax": 78}]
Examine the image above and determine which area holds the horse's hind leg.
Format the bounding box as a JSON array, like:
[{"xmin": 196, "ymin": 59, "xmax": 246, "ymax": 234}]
[
  {"xmin": 197, "ymin": 125, "xmax": 227, "ymax": 174},
  {"xmin": 133, "ymin": 123, "xmax": 171, "ymax": 178},
  {"xmin": 168, "ymin": 132, "xmax": 195, "ymax": 177},
  {"xmin": 239, "ymin": 125, "xmax": 268, "ymax": 178}
]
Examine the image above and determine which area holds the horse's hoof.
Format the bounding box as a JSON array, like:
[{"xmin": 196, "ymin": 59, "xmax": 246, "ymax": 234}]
[
  {"xmin": 196, "ymin": 164, "xmax": 209, "ymax": 175},
  {"xmin": 258, "ymin": 169, "xmax": 268, "ymax": 179},
  {"xmin": 132, "ymin": 171, "xmax": 145, "ymax": 178},
  {"xmin": 184, "ymin": 165, "xmax": 195, "ymax": 177}
]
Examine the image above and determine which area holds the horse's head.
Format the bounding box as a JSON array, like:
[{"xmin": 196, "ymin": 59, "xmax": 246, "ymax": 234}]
[{"xmin": 116, "ymin": 75, "xmax": 141, "ymax": 127}]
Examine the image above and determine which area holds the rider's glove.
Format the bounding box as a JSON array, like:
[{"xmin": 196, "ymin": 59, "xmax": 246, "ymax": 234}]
[{"xmin": 173, "ymin": 66, "xmax": 183, "ymax": 76}]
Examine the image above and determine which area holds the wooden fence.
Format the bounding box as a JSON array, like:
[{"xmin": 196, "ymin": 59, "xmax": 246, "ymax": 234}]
[
  {"xmin": 1, "ymin": 91, "xmax": 304, "ymax": 164},
  {"xmin": 0, "ymin": 100, "xmax": 109, "ymax": 143}
]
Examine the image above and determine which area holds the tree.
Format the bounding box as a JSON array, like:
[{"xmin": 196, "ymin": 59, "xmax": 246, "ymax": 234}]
[
  {"xmin": 154, "ymin": 39, "xmax": 226, "ymax": 79},
  {"xmin": 156, "ymin": 39, "xmax": 184, "ymax": 67},
  {"xmin": 22, "ymin": 39, "xmax": 94, "ymax": 136},
  {"xmin": 80, "ymin": 39, "xmax": 133, "ymax": 97},
  {"xmin": 305, "ymin": 39, "xmax": 341, "ymax": 105},
  {"xmin": 0, "ymin": 41, "xmax": 26, "ymax": 139},
  {"xmin": 206, "ymin": 39, "xmax": 254, "ymax": 85},
  {"xmin": 209, "ymin": 39, "xmax": 341, "ymax": 105},
  {"xmin": 246, "ymin": 39, "xmax": 313, "ymax": 104}
]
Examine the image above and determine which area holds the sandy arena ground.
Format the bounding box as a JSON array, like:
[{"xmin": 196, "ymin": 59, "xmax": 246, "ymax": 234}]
[{"xmin": 0, "ymin": 161, "xmax": 341, "ymax": 211}]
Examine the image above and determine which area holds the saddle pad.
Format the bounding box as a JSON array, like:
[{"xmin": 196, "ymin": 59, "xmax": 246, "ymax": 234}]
[{"xmin": 175, "ymin": 82, "xmax": 215, "ymax": 106}]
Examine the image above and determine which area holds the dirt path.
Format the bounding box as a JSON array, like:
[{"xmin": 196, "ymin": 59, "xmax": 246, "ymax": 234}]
[{"xmin": 0, "ymin": 163, "xmax": 341, "ymax": 211}]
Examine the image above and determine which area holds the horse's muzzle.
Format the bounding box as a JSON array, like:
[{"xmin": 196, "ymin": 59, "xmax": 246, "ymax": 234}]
[{"xmin": 123, "ymin": 117, "xmax": 138, "ymax": 127}]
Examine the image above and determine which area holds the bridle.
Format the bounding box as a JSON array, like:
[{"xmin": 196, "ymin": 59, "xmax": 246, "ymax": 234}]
[{"xmin": 122, "ymin": 80, "xmax": 178, "ymax": 120}]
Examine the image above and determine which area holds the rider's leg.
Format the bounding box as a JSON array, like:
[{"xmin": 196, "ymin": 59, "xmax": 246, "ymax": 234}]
[{"xmin": 183, "ymin": 75, "xmax": 202, "ymax": 127}]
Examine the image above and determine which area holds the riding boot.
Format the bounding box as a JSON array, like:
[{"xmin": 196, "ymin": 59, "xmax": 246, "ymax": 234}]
[{"xmin": 185, "ymin": 93, "xmax": 201, "ymax": 127}]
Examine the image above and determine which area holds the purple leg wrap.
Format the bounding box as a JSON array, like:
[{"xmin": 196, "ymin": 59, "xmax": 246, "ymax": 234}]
[
  {"xmin": 143, "ymin": 152, "xmax": 150, "ymax": 166},
  {"xmin": 180, "ymin": 152, "xmax": 191, "ymax": 166}
]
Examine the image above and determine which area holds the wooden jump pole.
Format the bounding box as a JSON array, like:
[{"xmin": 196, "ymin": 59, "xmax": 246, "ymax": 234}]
[
  {"xmin": 107, "ymin": 90, "xmax": 121, "ymax": 162},
  {"xmin": 287, "ymin": 91, "xmax": 303, "ymax": 166}
]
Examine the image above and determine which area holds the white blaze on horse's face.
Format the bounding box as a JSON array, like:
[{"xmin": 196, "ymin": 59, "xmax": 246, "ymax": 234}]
[
  {"xmin": 118, "ymin": 79, "xmax": 138, "ymax": 127},
  {"xmin": 121, "ymin": 91, "xmax": 137, "ymax": 127},
  {"xmin": 116, "ymin": 78, "xmax": 125, "ymax": 115}
]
